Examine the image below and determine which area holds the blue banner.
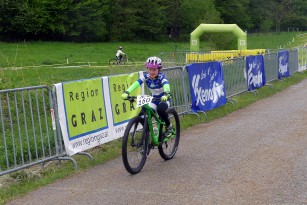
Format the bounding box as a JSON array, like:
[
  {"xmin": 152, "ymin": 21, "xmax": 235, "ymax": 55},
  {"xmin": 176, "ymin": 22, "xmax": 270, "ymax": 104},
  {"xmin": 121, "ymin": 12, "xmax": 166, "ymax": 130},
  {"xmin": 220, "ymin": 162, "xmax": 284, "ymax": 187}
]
[
  {"xmin": 245, "ymin": 55, "xmax": 266, "ymax": 91},
  {"xmin": 277, "ymin": 50, "xmax": 290, "ymax": 79},
  {"xmin": 186, "ymin": 62, "xmax": 226, "ymax": 112}
]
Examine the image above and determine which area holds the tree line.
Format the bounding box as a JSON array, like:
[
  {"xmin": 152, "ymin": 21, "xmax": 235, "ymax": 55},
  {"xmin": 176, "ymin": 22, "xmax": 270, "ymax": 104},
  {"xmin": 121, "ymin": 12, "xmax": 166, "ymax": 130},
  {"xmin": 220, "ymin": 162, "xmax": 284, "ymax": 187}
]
[{"xmin": 0, "ymin": 0, "xmax": 306, "ymax": 42}]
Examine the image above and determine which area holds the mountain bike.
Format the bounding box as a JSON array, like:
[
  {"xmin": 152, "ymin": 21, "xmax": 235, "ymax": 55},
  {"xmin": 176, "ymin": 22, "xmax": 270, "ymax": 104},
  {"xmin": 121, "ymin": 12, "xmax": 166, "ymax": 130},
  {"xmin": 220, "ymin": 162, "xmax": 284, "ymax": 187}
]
[
  {"xmin": 109, "ymin": 54, "xmax": 134, "ymax": 66},
  {"xmin": 122, "ymin": 95, "xmax": 180, "ymax": 174}
]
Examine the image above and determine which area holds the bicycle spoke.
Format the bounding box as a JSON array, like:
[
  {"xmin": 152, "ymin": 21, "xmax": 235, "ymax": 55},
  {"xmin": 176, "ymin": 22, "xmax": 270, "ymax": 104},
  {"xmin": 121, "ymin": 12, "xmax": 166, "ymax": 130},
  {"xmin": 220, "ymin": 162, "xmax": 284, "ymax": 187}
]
[
  {"xmin": 122, "ymin": 116, "xmax": 148, "ymax": 174},
  {"xmin": 158, "ymin": 108, "xmax": 180, "ymax": 160}
]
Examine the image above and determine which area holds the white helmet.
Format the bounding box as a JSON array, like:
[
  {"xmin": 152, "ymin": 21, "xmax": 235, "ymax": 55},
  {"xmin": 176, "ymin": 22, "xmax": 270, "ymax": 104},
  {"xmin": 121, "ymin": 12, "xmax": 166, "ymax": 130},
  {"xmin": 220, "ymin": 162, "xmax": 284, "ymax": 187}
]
[{"xmin": 145, "ymin": 56, "xmax": 162, "ymax": 69}]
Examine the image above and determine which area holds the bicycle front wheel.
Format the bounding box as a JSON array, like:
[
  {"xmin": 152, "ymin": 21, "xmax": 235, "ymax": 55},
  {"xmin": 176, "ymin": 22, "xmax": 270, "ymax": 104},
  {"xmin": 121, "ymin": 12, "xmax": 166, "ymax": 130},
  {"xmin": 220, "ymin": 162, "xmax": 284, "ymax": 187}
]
[
  {"xmin": 124, "ymin": 58, "xmax": 134, "ymax": 66},
  {"xmin": 158, "ymin": 108, "xmax": 180, "ymax": 160},
  {"xmin": 109, "ymin": 58, "xmax": 118, "ymax": 65},
  {"xmin": 122, "ymin": 116, "xmax": 149, "ymax": 174}
]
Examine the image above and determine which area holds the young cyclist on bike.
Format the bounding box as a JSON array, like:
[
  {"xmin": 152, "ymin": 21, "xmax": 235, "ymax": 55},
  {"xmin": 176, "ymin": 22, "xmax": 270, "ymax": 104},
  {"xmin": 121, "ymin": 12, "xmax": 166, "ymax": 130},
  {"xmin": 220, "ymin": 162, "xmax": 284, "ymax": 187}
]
[
  {"xmin": 116, "ymin": 46, "xmax": 125, "ymax": 63},
  {"xmin": 121, "ymin": 56, "xmax": 173, "ymax": 137}
]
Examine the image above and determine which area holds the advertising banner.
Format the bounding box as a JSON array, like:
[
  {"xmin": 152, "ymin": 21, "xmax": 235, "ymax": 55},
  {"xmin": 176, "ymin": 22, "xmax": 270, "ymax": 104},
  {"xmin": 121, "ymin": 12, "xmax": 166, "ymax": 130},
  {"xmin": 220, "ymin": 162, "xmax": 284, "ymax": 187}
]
[
  {"xmin": 186, "ymin": 62, "xmax": 226, "ymax": 112},
  {"xmin": 54, "ymin": 72, "xmax": 143, "ymax": 156},
  {"xmin": 245, "ymin": 55, "xmax": 266, "ymax": 91},
  {"xmin": 277, "ymin": 50, "xmax": 290, "ymax": 79},
  {"xmin": 107, "ymin": 73, "xmax": 142, "ymax": 138}
]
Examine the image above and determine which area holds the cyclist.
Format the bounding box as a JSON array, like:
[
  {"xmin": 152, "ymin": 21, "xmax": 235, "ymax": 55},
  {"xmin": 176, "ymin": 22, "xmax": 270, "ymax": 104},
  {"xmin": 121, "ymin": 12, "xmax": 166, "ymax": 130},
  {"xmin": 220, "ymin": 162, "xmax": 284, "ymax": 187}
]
[
  {"xmin": 116, "ymin": 46, "xmax": 125, "ymax": 64},
  {"xmin": 121, "ymin": 56, "xmax": 173, "ymax": 137}
]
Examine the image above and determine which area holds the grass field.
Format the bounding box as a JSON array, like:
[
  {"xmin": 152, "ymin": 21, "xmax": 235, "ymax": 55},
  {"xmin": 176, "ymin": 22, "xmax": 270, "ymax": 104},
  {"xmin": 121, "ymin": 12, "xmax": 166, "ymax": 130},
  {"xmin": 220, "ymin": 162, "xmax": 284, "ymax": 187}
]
[
  {"xmin": 247, "ymin": 32, "xmax": 306, "ymax": 49},
  {"xmin": 0, "ymin": 31, "xmax": 306, "ymax": 90},
  {"xmin": 0, "ymin": 32, "xmax": 304, "ymax": 68},
  {"xmin": 0, "ymin": 32, "xmax": 306, "ymax": 204}
]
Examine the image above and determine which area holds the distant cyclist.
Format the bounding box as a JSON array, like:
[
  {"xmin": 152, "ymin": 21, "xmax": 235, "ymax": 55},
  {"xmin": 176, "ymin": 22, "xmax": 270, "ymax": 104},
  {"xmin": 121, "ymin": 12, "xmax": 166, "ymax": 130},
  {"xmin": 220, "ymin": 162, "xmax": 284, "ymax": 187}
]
[
  {"xmin": 121, "ymin": 56, "xmax": 173, "ymax": 137},
  {"xmin": 116, "ymin": 46, "xmax": 125, "ymax": 64}
]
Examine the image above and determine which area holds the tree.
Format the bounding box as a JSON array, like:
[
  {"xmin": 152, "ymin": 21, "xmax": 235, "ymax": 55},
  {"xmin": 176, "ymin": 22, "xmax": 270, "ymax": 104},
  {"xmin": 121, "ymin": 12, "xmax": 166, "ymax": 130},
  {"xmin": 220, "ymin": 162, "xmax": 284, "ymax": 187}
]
[
  {"xmin": 181, "ymin": 0, "xmax": 221, "ymax": 34},
  {"xmin": 163, "ymin": 0, "xmax": 183, "ymax": 38},
  {"xmin": 0, "ymin": 0, "xmax": 48, "ymax": 40},
  {"xmin": 106, "ymin": 0, "xmax": 140, "ymax": 41},
  {"xmin": 215, "ymin": 0, "xmax": 252, "ymax": 30},
  {"xmin": 271, "ymin": 0, "xmax": 294, "ymax": 32},
  {"xmin": 248, "ymin": 0, "xmax": 275, "ymax": 32},
  {"xmin": 133, "ymin": 0, "xmax": 167, "ymax": 40},
  {"xmin": 0, "ymin": 0, "xmax": 110, "ymax": 41},
  {"xmin": 64, "ymin": 0, "xmax": 109, "ymax": 41},
  {"xmin": 281, "ymin": 0, "xmax": 307, "ymax": 31},
  {"xmin": 0, "ymin": 0, "xmax": 305, "ymax": 42}
]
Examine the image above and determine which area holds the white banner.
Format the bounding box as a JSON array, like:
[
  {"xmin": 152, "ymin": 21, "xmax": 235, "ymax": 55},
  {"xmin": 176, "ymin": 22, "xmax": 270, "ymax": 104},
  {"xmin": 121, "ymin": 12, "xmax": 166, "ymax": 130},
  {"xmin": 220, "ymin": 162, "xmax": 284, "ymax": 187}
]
[{"xmin": 54, "ymin": 72, "xmax": 143, "ymax": 156}]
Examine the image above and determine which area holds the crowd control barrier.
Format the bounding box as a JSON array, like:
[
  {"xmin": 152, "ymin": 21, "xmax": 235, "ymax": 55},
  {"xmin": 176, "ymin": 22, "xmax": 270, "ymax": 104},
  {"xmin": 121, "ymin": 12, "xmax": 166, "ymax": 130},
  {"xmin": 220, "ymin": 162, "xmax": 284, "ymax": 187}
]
[
  {"xmin": 298, "ymin": 47, "xmax": 307, "ymax": 71},
  {"xmin": 289, "ymin": 49, "xmax": 299, "ymax": 74},
  {"xmin": 145, "ymin": 66, "xmax": 191, "ymax": 116},
  {"xmin": 221, "ymin": 57, "xmax": 247, "ymax": 98},
  {"xmin": 0, "ymin": 86, "xmax": 76, "ymax": 176}
]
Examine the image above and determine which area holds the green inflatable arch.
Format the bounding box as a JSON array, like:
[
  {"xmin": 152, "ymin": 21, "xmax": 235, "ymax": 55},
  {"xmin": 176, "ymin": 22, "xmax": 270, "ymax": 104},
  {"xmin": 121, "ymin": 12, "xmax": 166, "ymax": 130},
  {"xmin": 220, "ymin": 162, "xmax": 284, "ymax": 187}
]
[{"xmin": 190, "ymin": 24, "xmax": 247, "ymax": 51}]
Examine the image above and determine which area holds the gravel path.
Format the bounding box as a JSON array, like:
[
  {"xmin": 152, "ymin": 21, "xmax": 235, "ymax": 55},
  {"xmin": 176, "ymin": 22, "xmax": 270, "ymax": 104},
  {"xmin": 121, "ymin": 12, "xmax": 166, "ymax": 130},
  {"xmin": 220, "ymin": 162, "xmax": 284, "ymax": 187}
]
[{"xmin": 7, "ymin": 80, "xmax": 307, "ymax": 205}]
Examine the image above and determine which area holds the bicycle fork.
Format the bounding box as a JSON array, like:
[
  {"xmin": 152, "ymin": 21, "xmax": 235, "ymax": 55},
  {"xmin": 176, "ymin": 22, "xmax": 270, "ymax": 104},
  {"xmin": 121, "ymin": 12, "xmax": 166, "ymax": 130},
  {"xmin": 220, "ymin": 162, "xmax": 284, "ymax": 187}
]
[{"xmin": 141, "ymin": 116, "xmax": 152, "ymax": 156}]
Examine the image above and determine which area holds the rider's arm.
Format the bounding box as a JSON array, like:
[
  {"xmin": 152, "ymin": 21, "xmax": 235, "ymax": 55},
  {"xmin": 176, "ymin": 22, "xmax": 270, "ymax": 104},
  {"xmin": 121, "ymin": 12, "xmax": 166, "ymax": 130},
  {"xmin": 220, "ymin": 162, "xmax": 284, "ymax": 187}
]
[
  {"xmin": 163, "ymin": 83, "xmax": 170, "ymax": 93},
  {"xmin": 126, "ymin": 81, "xmax": 141, "ymax": 94},
  {"xmin": 161, "ymin": 83, "xmax": 171, "ymax": 102}
]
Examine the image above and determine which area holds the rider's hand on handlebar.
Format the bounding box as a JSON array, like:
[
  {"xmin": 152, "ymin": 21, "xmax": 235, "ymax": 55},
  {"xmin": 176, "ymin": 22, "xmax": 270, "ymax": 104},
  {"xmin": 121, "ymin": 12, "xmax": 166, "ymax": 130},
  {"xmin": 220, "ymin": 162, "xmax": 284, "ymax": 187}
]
[
  {"xmin": 121, "ymin": 91, "xmax": 129, "ymax": 99},
  {"xmin": 161, "ymin": 92, "xmax": 170, "ymax": 102}
]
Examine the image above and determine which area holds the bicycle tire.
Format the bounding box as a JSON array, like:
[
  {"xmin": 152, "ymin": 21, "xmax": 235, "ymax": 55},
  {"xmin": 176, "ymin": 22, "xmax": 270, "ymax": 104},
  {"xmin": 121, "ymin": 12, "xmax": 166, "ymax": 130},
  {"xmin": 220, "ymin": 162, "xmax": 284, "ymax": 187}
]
[
  {"xmin": 109, "ymin": 58, "xmax": 118, "ymax": 65},
  {"xmin": 124, "ymin": 58, "xmax": 134, "ymax": 66},
  {"xmin": 122, "ymin": 116, "xmax": 149, "ymax": 174},
  {"xmin": 158, "ymin": 108, "xmax": 180, "ymax": 160}
]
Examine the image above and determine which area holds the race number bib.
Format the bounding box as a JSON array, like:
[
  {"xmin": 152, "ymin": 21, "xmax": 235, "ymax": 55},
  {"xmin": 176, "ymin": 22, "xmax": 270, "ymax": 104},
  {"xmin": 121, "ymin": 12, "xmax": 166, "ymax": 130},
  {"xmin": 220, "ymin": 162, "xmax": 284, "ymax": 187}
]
[{"xmin": 136, "ymin": 95, "xmax": 153, "ymax": 107}]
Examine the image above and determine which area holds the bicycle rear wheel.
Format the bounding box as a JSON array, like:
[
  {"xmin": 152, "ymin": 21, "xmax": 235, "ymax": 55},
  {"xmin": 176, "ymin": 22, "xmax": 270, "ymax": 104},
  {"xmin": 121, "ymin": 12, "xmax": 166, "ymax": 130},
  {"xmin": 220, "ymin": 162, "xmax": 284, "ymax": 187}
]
[
  {"xmin": 122, "ymin": 116, "xmax": 149, "ymax": 174},
  {"xmin": 158, "ymin": 108, "xmax": 180, "ymax": 160},
  {"xmin": 109, "ymin": 58, "xmax": 118, "ymax": 65}
]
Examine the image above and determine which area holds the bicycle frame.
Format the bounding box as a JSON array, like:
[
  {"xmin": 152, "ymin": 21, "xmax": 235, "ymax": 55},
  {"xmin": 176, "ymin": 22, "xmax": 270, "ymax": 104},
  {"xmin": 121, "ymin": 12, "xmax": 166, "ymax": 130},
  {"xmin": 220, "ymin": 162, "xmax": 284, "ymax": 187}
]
[
  {"xmin": 118, "ymin": 54, "xmax": 127, "ymax": 63},
  {"xmin": 141, "ymin": 103, "xmax": 165, "ymax": 146}
]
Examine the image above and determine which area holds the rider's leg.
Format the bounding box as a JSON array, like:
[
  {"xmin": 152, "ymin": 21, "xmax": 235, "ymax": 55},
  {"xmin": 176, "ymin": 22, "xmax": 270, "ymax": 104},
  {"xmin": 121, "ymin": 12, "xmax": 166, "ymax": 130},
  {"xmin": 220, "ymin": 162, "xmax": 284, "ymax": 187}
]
[
  {"xmin": 156, "ymin": 102, "xmax": 170, "ymax": 127},
  {"xmin": 116, "ymin": 56, "xmax": 121, "ymax": 64},
  {"xmin": 157, "ymin": 102, "xmax": 173, "ymax": 137}
]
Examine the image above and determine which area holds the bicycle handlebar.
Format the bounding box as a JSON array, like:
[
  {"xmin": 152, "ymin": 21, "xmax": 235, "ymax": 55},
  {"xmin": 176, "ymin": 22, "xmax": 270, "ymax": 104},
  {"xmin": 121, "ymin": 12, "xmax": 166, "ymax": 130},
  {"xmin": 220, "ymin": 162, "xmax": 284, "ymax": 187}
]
[{"xmin": 125, "ymin": 96, "xmax": 136, "ymax": 102}]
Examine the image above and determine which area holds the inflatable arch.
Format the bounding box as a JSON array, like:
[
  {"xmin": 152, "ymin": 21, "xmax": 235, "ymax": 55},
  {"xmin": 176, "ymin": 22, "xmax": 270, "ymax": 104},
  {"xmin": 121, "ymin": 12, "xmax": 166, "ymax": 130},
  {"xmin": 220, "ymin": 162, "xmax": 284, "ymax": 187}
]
[{"xmin": 190, "ymin": 24, "xmax": 247, "ymax": 51}]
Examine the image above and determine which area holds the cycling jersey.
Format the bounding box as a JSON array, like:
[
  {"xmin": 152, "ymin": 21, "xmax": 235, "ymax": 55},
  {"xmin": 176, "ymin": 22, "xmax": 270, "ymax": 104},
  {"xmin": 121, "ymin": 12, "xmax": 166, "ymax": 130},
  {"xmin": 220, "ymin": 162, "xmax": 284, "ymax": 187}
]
[
  {"xmin": 137, "ymin": 72, "xmax": 169, "ymax": 98},
  {"xmin": 116, "ymin": 49, "xmax": 125, "ymax": 57}
]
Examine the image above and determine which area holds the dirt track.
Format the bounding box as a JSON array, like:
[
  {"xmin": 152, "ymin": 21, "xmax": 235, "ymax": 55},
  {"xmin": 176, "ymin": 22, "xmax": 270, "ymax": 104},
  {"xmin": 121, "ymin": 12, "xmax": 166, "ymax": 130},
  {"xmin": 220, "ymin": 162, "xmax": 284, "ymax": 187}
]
[{"xmin": 7, "ymin": 80, "xmax": 307, "ymax": 205}]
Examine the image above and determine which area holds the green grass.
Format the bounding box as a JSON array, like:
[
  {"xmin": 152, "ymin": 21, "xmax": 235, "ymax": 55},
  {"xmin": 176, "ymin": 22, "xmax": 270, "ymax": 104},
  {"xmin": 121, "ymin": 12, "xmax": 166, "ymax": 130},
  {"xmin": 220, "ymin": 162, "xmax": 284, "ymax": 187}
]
[
  {"xmin": 0, "ymin": 41, "xmax": 189, "ymax": 68},
  {"xmin": 295, "ymin": 33, "xmax": 307, "ymax": 47},
  {"xmin": 0, "ymin": 31, "xmax": 305, "ymax": 90},
  {"xmin": 0, "ymin": 32, "xmax": 305, "ymax": 69},
  {"xmin": 0, "ymin": 32, "xmax": 307, "ymax": 204},
  {"xmin": 248, "ymin": 32, "xmax": 307, "ymax": 50}
]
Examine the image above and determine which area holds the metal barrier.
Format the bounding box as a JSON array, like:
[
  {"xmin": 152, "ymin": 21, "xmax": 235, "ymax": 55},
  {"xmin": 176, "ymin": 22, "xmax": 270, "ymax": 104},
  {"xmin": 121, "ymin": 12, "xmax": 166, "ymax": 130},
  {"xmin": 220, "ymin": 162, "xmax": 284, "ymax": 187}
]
[
  {"xmin": 221, "ymin": 58, "xmax": 247, "ymax": 98},
  {"xmin": 264, "ymin": 52, "xmax": 278, "ymax": 83},
  {"xmin": 289, "ymin": 49, "xmax": 299, "ymax": 74},
  {"xmin": 159, "ymin": 52, "xmax": 187, "ymax": 68},
  {"xmin": 0, "ymin": 86, "xmax": 75, "ymax": 176},
  {"xmin": 143, "ymin": 66, "xmax": 191, "ymax": 116},
  {"xmin": 298, "ymin": 47, "xmax": 307, "ymax": 71},
  {"xmin": 163, "ymin": 67, "xmax": 188, "ymax": 115}
]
